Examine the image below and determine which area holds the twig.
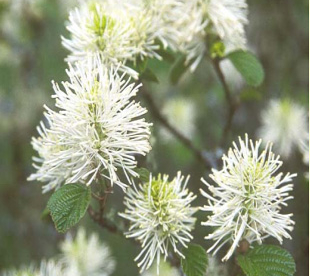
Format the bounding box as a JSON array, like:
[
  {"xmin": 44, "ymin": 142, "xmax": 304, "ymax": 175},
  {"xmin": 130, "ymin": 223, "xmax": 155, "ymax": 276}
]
[
  {"xmin": 87, "ymin": 205, "xmax": 122, "ymax": 234},
  {"xmin": 141, "ymin": 86, "xmax": 212, "ymax": 170},
  {"xmin": 211, "ymin": 58, "xmax": 240, "ymax": 146}
]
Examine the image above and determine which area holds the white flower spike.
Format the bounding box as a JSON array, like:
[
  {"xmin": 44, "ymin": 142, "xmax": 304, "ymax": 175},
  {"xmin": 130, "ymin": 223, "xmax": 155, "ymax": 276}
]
[
  {"xmin": 60, "ymin": 228, "xmax": 115, "ymax": 276},
  {"xmin": 206, "ymin": 0, "xmax": 248, "ymax": 50},
  {"xmin": 28, "ymin": 56, "xmax": 152, "ymax": 192},
  {"xmin": 37, "ymin": 260, "xmax": 63, "ymax": 276},
  {"xmin": 155, "ymin": 0, "xmax": 248, "ymax": 71},
  {"xmin": 258, "ymin": 99, "xmax": 308, "ymax": 158},
  {"xmin": 2, "ymin": 260, "xmax": 63, "ymax": 276},
  {"xmin": 62, "ymin": 0, "xmax": 160, "ymax": 78},
  {"xmin": 200, "ymin": 134, "xmax": 296, "ymax": 261},
  {"xmin": 120, "ymin": 172, "xmax": 197, "ymax": 274}
]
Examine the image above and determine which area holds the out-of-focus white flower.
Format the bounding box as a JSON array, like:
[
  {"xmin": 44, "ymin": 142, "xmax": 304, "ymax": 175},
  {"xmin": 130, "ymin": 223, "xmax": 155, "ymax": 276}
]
[
  {"xmin": 161, "ymin": 97, "xmax": 196, "ymax": 142},
  {"xmin": 2, "ymin": 260, "xmax": 63, "ymax": 276},
  {"xmin": 299, "ymin": 132, "xmax": 309, "ymax": 179},
  {"xmin": 206, "ymin": 0, "xmax": 248, "ymax": 50},
  {"xmin": 258, "ymin": 99, "xmax": 308, "ymax": 159},
  {"xmin": 28, "ymin": 57, "xmax": 152, "ymax": 192},
  {"xmin": 200, "ymin": 134, "xmax": 295, "ymax": 261},
  {"xmin": 62, "ymin": 0, "xmax": 160, "ymax": 78},
  {"xmin": 60, "ymin": 228, "xmax": 115, "ymax": 276},
  {"xmin": 142, "ymin": 259, "xmax": 179, "ymax": 276},
  {"xmin": 37, "ymin": 260, "xmax": 63, "ymax": 276},
  {"xmin": 120, "ymin": 172, "xmax": 197, "ymax": 274},
  {"xmin": 144, "ymin": 0, "xmax": 207, "ymax": 71},
  {"xmin": 300, "ymin": 134, "xmax": 309, "ymax": 165},
  {"xmin": 206, "ymin": 256, "xmax": 228, "ymax": 276},
  {"xmin": 2, "ymin": 268, "xmax": 36, "ymax": 276},
  {"xmin": 151, "ymin": 0, "xmax": 248, "ymax": 71}
]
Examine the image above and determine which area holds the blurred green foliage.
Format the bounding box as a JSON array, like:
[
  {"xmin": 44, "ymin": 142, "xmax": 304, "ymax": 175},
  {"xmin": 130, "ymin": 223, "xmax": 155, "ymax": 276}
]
[{"xmin": 0, "ymin": 0, "xmax": 308, "ymax": 275}]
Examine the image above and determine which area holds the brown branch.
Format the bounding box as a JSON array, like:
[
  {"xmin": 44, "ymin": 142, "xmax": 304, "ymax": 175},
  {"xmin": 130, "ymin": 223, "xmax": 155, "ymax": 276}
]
[
  {"xmin": 211, "ymin": 58, "xmax": 240, "ymax": 147},
  {"xmin": 141, "ymin": 86, "xmax": 212, "ymax": 170},
  {"xmin": 87, "ymin": 205, "xmax": 122, "ymax": 234}
]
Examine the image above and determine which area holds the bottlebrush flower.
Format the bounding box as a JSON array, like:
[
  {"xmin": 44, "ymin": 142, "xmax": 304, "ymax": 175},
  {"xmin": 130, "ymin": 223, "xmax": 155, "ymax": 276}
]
[
  {"xmin": 60, "ymin": 228, "xmax": 115, "ymax": 276},
  {"xmin": 258, "ymin": 99, "xmax": 308, "ymax": 158},
  {"xmin": 119, "ymin": 172, "xmax": 197, "ymax": 274},
  {"xmin": 299, "ymin": 132, "xmax": 309, "ymax": 179},
  {"xmin": 153, "ymin": 0, "xmax": 248, "ymax": 71},
  {"xmin": 37, "ymin": 260, "xmax": 63, "ymax": 276},
  {"xmin": 206, "ymin": 0, "xmax": 248, "ymax": 50},
  {"xmin": 2, "ymin": 260, "xmax": 63, "ymax": 276},
  {"xmin": 28, "ymin": 57, "xmax": 152, "ymax": 192},
  {"xmin": 62, "ymin": 0, "xmax": 160, "ymax": 78},
  {"xmin": 300, "ymin": 134, "xmax": 309, "ymax": 166},
  {"xmin": 200, "ymin": 134, "xmax": 295, "ymax": 261}
]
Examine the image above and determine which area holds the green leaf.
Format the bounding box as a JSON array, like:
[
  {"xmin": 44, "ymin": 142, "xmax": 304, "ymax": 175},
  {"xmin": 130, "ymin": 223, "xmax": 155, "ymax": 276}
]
[
  {"xmin": 141, "ymin": 68, "xmax": 159, "ymax": 83},
  {"xmin": 181, "ymin": 244, "xmax": 208, "ymax": 276},
  {"xmin": 170, "ymin": 56, "xmax": 188, "ymax": 85},
  {"xmin": 227, "ymin": 50, "xmax": 264, "ymax": 87},
  {"xmin": 41, "ymin": 207, "xmax": 50, "ymax": 220},
  {"xmin": 47, "ymin": 184, "xmax": 91, "ymax": 233},
  {"xmin": 134, "ymin": 167, "xmax": 151, "ymax": 183},
  {"xmin": 237, "ymin": 245, "xmax": 296, "ymax": 276}
]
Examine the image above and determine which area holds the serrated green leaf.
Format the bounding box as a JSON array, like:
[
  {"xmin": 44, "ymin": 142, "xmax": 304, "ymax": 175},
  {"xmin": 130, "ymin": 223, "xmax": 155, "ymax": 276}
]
[
  {"xmin": 134, "ymin": 167, "xmax": 151, "ymax": 183},
  {"xmin": 47, "ymin": 184, "xmax": 91, "ymax": 233},
  {"xmin": 170, "ymin": 56, "xmax": 188, "ymax": 85},
  {"xmin": 237, "ymin": 245, "xmax": 296, "ymax": 276},
  {"xmin": 181, "ymin": 244, "xmax": 208, "ymax": 276},
  {"xmin": 141, "ymin": 68, "xmax": 159, "ymax": 83},
  {"xmin": 227, "ymin": 50, "xmax": 264, "ymax": 87}
]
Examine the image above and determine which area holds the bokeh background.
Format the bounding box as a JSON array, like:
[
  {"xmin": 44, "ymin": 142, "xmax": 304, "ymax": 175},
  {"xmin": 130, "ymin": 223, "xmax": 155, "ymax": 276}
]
[{"xmin": 0, "ymin": 0, "xmax": 308, "ymax": 275}]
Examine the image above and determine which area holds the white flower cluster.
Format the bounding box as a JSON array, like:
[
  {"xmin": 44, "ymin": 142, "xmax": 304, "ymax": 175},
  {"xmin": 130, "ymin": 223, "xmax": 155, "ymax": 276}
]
[
  {"xmin": 2, "ymin": 261, "xmax": 62, "ymax": 276},
  {"xmin": 1, "ymin": 228, "xmax": 115, "ymax": 276},
  {"xmin": 157, "ymin": 0, "xmax": 248, "ymax": 70},
  {"xmin": 29, "ymin": 57, "xmax": 151, "ymax": 192},
  {"xmin": 60, "ymin": 228, "xmax": 115, "ymax": 276},
  {"xmin": 299, "ymin": 131, "xmax": 309, "ymax": 179},
  {"xmin": 62, "ymin": 0, "xmax": 249, "ymax": 74},
  {"xmin": 206, "ymin": 0, "xmax": 248, "ymax": 49},
  {"xmin": 120, "ymin": 172, "xmax": 197, "ymax": 273},
  {"xmin": 62, "ymin": 0, "xmax": 160, "ymax": 78},
  {"xmin": 26, "ymin": 0, "xmax": 300, "ymax": 274},
  {"xmin": 258, "ymin": 99, "xmax": 308, "ymax": 158},
  {"xmin": 200, "ymin": 135, "xmax": 295, "ymax": 261}
]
